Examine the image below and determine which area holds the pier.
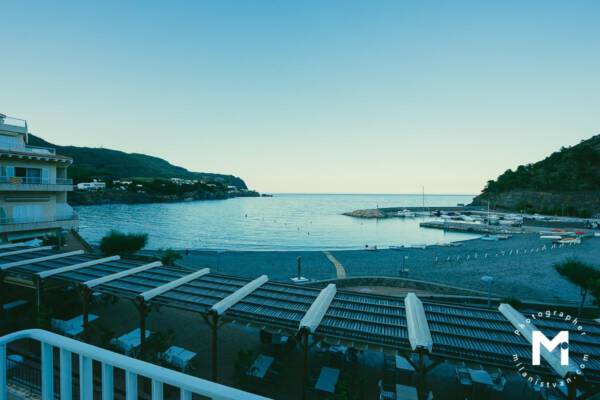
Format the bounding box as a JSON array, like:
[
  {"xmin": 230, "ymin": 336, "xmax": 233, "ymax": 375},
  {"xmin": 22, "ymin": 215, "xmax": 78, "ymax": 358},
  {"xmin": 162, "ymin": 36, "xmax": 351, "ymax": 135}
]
[{"xmin": 419, "ymin": 220, "xmax": 522, "ymax": 234}]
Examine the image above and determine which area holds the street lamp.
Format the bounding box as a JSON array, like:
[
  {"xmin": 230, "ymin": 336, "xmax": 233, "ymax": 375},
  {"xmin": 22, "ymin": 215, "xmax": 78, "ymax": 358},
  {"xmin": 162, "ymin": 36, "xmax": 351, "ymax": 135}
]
[{"xmin": 480, "ymin": 275, "xmax": 494, "ymax": 308}]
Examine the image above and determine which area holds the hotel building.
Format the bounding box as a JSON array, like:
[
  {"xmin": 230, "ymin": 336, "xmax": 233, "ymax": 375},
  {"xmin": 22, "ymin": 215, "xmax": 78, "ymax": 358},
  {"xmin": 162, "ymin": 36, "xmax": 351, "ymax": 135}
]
[{"xmin": 0, "ymin": 113, "xmax": 77, "ymax": 242}]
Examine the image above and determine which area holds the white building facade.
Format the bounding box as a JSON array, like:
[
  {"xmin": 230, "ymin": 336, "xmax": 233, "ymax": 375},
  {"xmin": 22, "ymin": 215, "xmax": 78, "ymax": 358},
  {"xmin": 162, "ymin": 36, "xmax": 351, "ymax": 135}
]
[{"xmin": 0, "ymin": 114, "xmax": 78, "ymax": 242}]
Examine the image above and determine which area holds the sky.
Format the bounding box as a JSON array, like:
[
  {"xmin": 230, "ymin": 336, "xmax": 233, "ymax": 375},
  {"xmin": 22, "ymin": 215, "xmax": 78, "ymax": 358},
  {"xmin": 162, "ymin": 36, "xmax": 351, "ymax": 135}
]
[{"xmin": 2, "ymin": 1, "xmax": 599, "ymax": 194}]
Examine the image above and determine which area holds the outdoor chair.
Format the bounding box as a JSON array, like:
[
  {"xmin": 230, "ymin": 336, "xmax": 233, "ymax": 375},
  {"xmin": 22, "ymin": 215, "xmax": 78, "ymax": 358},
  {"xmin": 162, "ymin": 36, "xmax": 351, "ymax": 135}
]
[
  {"xmin": 378, "ymin": 379, "xmax": 396, "ymax": 400},
  {"xmin": 490, "ymin": 369, "xmax": 506, "ymax": 392}
]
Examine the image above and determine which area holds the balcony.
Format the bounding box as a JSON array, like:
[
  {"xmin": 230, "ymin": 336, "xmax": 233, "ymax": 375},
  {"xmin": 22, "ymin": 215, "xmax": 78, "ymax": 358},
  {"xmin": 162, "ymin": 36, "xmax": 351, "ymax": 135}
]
[
  {"xmin": 0, "ymin": 144, "xmax": 56, "ymax": 156},
  {"xmin": 0, "ymin": 176, "xmax": 73, "ymax": 192},
  {"xmin": 0, "ymin": 329, "xmax": 269, "ymax": 400},
  {"xmin": 0, "ymin": 212, "xmax": 79, "ymax": 235}
]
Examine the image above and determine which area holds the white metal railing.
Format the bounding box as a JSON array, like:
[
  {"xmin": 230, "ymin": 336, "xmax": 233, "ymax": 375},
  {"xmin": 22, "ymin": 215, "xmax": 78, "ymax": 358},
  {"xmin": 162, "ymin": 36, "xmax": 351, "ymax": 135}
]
[
  {"xmin": 0, "ymin": 329, "xmax": 271, "ymax": 400},
  {"xmin": 0, "ymin": 213, "xmax": 78, "ymax": 226},
  {"xmin": 0, "ymin": 176, "xmax": 72, "ymax": 185},
  {"xmin": 0, "ymin": 144, "xmax": 56, "ymax": 155}
]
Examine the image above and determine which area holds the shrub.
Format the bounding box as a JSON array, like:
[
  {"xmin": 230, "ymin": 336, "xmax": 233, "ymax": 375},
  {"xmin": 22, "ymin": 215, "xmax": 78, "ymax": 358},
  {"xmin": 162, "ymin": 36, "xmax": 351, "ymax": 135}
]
[
  {"xmin": 100, "ymin": 230, "xmax": 148, "ymax": 256},
  {"xmin": 160, "ymin": 249, "xmax": 182, "ymax": 266}
]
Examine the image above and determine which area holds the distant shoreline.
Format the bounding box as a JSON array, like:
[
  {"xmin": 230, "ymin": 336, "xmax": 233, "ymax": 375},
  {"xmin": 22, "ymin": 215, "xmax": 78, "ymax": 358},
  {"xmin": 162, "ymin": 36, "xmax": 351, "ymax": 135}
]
[{"xmin": 70, "ymin": 188, "xmax": 261, "ymax": 206}]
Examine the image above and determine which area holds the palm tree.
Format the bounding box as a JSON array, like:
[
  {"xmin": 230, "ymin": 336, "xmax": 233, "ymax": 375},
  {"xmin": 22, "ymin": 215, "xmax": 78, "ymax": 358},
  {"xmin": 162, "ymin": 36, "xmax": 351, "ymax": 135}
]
[{"xmin": 555, "ymin": 259, "xmax": 600, "ymax": 317}]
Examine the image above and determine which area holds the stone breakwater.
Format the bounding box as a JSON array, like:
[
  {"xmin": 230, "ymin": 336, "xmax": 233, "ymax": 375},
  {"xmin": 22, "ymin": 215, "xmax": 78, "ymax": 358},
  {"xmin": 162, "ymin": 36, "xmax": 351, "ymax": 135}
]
[{"xmin": 343, "ymin": 206, "xmax": 472, "ymax": 219}]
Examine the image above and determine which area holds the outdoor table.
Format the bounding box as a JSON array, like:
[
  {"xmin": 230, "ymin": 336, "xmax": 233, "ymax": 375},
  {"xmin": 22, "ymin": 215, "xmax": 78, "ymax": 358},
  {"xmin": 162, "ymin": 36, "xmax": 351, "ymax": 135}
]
[
  {"xmin": 165, "ymin": 346, "xmax": 197, "ymax": 371},
  {"xmin": 395, "ymin": 356, "xmax": 415, "ymax": 372},
  {"xmin": 113, "ymin": 328, "xmax": 151, "ymax": 354},
  {"xmin": 247, "ymin": 355, "xmax": 274, "ymax": 379},
  {"xmin": 395, "ymin": 384, "xmax": 418, "ymax": 400},
  {"xmin": 315, "ymin": 367, "xmax": 340, "ymax": 393},
  {"xmin": 468, "ymin": 369, "xmax": 493, "ymax": 385}
]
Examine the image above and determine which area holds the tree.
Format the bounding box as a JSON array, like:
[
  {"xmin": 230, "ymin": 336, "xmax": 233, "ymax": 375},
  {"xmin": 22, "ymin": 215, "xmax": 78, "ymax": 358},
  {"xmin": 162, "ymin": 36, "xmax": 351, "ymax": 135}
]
[
  {"xmin": 100, "ymin": 230, "xmax": 148, "ymax": 256},
  {"xmin": 555, "ymin": 259, "xmax": 600, "ymax": 316}
]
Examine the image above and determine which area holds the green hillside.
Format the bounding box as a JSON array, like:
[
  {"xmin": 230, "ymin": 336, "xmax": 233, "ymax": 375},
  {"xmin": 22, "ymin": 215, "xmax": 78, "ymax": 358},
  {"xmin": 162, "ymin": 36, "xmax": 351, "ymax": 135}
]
[
  {"xmin": 473, "ymin": 134, "xmax": 600, "ymax": 216},
  {"xmin": 28, "ymin": 134, "xmax": 248, "ymax": 189},
  {"xmin": 482, "ymin": 135, "xmax": 600, "ymax": 194}
]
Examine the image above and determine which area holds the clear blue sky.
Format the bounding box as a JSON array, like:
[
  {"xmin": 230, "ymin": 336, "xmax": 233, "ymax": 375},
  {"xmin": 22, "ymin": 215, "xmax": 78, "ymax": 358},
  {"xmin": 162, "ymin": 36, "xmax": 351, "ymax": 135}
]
[{"xmin": 2, "ymin": 1, "xmax": 599, "ymax": 194}]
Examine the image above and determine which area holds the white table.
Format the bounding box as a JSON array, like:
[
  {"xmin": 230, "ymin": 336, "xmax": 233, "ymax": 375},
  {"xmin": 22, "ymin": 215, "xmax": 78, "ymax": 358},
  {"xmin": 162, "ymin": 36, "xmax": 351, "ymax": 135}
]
[
  {"xmin": 396, "ymin": 384, "xmax": 418, "ymax": 400},
  {"xmin": 469, "ymin": 369, "xmax": 493, "ymax": 385},
  {"xmin": 395, "ymin": 356, "xmax": 416, "ymax": 372},
  {"xmin": 113, "ymin": 329, "xmax": 151, "ymax": 354},
  {"xmin": 247, "ymin": 355, "xmax": 274, "ymax": 379},
  {"xmin": 315, "ymin": 367, "xmax": 340, "ymax": 393},
  {"xmin": 165, "ymin": 346, "xmax": 196, "ymax": 371}
]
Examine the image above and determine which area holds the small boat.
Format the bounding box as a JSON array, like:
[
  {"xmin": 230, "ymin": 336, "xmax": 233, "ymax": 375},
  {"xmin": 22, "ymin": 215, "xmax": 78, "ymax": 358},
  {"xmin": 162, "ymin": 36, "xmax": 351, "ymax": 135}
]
[
  {"xmin": 556, "ymin": 237, "xmax": 581, "ymax": 245},
  {"xmin": 481, "ymin": 234, "xmax": 500, "ymax": 241},
  {"xmin": 397, "ymin": 209, "xmax": 416, "ymax": 218},
  {"xmin": 540, "ymin": 235, "xmax": 562, "ymax": 240}
]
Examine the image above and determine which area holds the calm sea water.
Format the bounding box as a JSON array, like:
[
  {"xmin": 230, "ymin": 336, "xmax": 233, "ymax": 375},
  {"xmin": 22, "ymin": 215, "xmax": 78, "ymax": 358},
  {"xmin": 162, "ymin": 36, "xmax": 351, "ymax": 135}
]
[{"xmin": 75, "ymin": 193, "xmax": 478, "ymax": 251}]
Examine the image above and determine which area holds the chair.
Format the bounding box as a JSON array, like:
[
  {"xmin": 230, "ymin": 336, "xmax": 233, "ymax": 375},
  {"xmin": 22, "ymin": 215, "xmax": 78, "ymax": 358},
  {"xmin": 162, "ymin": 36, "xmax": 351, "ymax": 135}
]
[
  {"xmin": 491, "ymin": 369, "xmax": 506, "ymax": 393},
  {"xmin": 378, "ymin": 380, "xmax": 396, "ymax": 400}
]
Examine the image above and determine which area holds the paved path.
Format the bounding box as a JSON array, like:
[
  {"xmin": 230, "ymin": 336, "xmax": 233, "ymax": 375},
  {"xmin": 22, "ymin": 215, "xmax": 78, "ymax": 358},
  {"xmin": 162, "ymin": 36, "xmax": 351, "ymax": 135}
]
[{"xmin": 323, "ymin": 251, "xmax": 346, "ymax": 278}]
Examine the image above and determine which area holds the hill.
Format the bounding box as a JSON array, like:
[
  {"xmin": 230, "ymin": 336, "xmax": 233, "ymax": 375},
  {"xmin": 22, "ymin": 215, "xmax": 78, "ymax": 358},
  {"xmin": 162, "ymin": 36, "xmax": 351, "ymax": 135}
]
[
  {"xmin": 28, "ymin": 134, "xmax": 248, "ymax": 189},
  {"xmin": 472, "ymin": 134, "xmax": 600, "ymax": 217}
]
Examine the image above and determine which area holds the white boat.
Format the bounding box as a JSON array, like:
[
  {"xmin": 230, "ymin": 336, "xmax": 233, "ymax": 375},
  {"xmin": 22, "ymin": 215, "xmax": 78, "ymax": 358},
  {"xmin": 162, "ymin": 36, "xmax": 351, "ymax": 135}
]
[
  {"xmin": 397, "ymin": 209, "xmax": 416, "ymax": 218},
  {"xmin": 481, "ymin": 234, "xmax": 500, "ymax": 241},
  {"xmin": 540, "ymin": 235, "xmax": 562, "ymax": 240}
]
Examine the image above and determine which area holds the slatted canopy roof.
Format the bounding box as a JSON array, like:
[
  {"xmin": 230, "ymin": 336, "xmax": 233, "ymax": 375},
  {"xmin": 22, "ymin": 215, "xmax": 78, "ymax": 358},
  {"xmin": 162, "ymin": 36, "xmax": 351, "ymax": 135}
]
[{"xmin": 1, "ymin": 248, "xmax": 600, "ymax": 384}]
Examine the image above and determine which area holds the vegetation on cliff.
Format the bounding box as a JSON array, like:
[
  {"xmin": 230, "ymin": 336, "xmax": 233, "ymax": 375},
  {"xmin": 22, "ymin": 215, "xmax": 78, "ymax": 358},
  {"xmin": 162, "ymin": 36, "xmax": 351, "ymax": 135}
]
[
  {"xmin": 69, "ymin": 178, "xmax": 259, "ymax": 206},
  {"xmin": 473, "ymin": 134, "xmax": 600, "ymax": 216},
  {"xmin": 28, "ymin": 134, "xmax": 249, "ymax": 189}
]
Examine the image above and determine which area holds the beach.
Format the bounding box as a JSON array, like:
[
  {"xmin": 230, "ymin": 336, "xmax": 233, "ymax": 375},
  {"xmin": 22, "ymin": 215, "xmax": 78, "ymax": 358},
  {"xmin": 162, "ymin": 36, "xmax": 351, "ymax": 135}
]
[{"xmin": 178, "ymin": 233, "xmax": 600, "ymax": 304}]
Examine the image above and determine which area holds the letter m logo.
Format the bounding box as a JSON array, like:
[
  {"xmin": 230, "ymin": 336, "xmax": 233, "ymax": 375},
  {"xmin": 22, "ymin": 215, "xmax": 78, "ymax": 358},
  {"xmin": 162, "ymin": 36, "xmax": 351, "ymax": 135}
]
[{"xmin": 532, "ymin": 330, "xmax": 569, "ymax": 366}]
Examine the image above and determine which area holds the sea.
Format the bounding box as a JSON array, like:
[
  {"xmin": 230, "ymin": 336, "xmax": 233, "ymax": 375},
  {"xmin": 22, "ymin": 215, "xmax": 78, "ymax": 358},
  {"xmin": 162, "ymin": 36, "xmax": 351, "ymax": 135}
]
[{"xmin": 75, "ymin": 193, "xmax": 478, "ymax": 251}]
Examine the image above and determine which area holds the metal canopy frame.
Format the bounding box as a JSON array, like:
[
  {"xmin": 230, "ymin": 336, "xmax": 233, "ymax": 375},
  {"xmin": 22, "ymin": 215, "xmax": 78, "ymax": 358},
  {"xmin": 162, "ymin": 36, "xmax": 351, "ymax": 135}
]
[
  {"xmin": 0, "ymin": 246, "xmax": 53, "ymax": 258},
  {"xmin": 0, "ymin": 248, "xmax": 598, "ymax": 393},
  {"xmin": 299, "ymin": 284, "xmax": 336, "ymax": 334},
  {"xmin": 84, "ymin": 261, "xmax": 162, "ymax": 289},
  {"xmin": 210, "ymin": 275, "xmax": 268, "ymax": 316},
  {"xmin": 38, "ymin": 256, "xmax": 121, "ymax": 279},
  {"xmin": 405, "ymin": 293, "xmax": 433, "ymax": 353},
  {"xmin": 138, "ymin": 268, "xmax": 210, "ymax": 302},
  {"xmin": 0, "ymin": 250, "xmax": 84, "ymax": 270}
]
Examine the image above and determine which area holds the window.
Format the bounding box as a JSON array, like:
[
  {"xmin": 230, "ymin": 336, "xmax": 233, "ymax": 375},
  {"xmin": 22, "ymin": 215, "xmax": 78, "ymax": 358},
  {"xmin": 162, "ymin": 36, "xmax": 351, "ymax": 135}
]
[{"xmin": 4, "ymin": 166, "xmax": 48, "ymax": 184}]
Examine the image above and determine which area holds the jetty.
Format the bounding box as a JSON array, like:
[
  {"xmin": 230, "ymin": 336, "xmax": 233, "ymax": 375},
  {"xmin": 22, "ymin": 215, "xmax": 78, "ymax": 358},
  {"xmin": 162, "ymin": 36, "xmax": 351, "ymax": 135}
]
[{"xmin": 419, "ymin": 220, "xmax": 522, "ymax": 234}]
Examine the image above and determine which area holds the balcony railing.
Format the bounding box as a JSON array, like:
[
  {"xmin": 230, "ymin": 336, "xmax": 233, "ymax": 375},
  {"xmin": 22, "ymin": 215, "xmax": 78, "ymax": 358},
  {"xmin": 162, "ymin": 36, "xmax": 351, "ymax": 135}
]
[
  {"xmin": 0, "ymin": 176, "xmax": 73, "ymax": 185},
  {"xmin": 0, "ymin": 144, "xmax": 56, "ymax": 155},
  {"xmin": 0, "ymin": 329, "xmax": 270, "ymax": 400},
  {"xmin": 0, "ymin": 212, "xmax": 78, "ymax": 226}
]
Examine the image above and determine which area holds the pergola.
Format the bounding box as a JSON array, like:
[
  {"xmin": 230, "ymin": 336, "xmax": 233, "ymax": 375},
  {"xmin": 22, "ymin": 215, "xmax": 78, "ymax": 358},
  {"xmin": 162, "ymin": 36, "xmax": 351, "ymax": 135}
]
[{"xmin": 0, "ymin": 245, "xmax": 599, "ymax": 400}]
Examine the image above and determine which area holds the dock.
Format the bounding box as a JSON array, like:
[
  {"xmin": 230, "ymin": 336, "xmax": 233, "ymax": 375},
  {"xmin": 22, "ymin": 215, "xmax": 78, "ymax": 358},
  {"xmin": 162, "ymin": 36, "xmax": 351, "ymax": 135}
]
[{"xmin": 419, "ymin": 220, "xmax": 522, "ymax": 234}]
